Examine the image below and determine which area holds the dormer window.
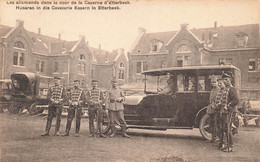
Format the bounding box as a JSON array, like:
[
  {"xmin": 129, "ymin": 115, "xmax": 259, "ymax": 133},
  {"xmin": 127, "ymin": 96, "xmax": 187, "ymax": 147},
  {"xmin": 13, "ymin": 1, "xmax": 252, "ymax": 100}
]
[
  {"xmin": 13, "ymin": 41, "xmax": 25, "ymax": 67},
  {"xmin": 235, "ymin": 32, "xmax": 248, "ymax": 47},
  {"xmin": 152, "ymin": 44, "xmax": 158, "ymax": 51},
  {"xmin": 150, "ymin": 39, "xmax": 163, "ymax": 52}
]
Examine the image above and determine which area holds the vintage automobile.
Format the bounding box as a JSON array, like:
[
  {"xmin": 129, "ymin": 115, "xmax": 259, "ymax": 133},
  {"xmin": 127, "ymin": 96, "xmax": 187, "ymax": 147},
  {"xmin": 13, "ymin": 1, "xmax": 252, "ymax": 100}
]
[
  {"xmin": 100, "ymin": 65, "xmax": 241, "ymax": 140},
  {"xmin": 0, "ymin": 79, "xmax": 12, "ymax": 113},
  {"xmin": 9, "ymin": 72, "xmax": 54, "ymax": 114}
]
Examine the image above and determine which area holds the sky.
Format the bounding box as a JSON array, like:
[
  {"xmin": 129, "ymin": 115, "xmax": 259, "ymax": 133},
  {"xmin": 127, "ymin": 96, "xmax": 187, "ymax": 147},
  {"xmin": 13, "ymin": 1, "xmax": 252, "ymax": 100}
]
[{"xmin": 0, "ymin": 0, "xmax": 260, "ymax": 52}]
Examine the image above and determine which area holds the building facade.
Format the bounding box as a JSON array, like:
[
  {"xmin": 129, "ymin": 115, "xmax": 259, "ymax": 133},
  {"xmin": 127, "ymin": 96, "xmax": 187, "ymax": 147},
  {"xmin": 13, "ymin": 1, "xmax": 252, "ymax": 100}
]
[
  {"xmin": 0, "ymin": 20, "xmax": 128, "ymax": 89},
  {"xmin": 128, "ymin": 23, "xmax": 260, "ymax": 100}
]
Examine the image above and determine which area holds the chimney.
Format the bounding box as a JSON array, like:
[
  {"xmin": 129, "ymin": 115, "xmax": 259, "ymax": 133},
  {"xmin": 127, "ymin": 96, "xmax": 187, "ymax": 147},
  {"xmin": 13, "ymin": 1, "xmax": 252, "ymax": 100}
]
[
  {"xmin": 120, "ymin": 48, "xmax": 124, "ymax": 54},
  {"xmin": 79, "ymin": 35, "xmax": 85, "ymax": 41},
  {"xmin": 16, "ymin": 19, "xmax": 24, "ymax": 27},
  {"xmin": 58, "ymin": 33, "xmax": 61, "ymax": 40},
  {"xmin": 86, "ymin": 41, "xmax": 89, "ymax": 46},
  {"xmin": 180, "ymin": 23, "xmax": 189, "ymax": 30},
  {"xmin": 38, "ymin": 28, "xmax": 41, "ymax": 35},
  {"xmin": 214, "ymin": 21, "xmax": 217, "ymax": 28},
  {"xmin": 99, "ymin": 44, "xmax": 101, "ymax": 50},
  {"xmin": 138, "ymin": 27, "xmax": 146, "ymax": 34}
]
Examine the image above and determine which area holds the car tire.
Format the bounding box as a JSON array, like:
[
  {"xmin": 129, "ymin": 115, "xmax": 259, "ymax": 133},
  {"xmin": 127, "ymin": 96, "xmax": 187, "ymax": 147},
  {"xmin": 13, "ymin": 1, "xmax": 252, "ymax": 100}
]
[
  {"xmin": 199, "ymin": 113, "xmax": 212, "ymax": 141},
  {"xmin": 93, "ymin": 111, "xmax": 111, "ymax": 134},
  {"xmin": 8, "ymin": 103, "xmax": 20, "ymax": 114},
  {"xmin": 27, "ymin": 103, "xmax": 44, "ymax": 115}
]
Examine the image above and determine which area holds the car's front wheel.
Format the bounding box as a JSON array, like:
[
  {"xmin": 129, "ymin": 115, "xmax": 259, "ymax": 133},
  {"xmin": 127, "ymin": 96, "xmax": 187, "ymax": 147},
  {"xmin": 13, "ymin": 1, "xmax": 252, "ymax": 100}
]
[{"xmin": 199, "ymin": 113, "xmax": 212, "ymax": 141}]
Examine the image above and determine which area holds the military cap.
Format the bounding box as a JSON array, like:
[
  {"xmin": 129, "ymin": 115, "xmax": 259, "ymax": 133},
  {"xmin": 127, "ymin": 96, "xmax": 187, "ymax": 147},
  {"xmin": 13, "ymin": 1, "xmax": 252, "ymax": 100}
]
[
  {"xmin": 54, "ymin": 76, "xmax": 61, "ymax": 80},
  {"xmin": 91, "ymin": 79, "xmax": 99, "ymax": 82},
  {"xmin": 74, "ymin": 80, "xmax": 80, "ymax": 82},
  {"xmin": 222, "ymin": 71, "xmax": 233, "ymax": 79},
  {"xmin": 111, "ymin": 77, "xmax": 117, "ymax": 83},
  {"xmin": 211, "ymin": 77, "xmax": 218, "ymax": 83}
]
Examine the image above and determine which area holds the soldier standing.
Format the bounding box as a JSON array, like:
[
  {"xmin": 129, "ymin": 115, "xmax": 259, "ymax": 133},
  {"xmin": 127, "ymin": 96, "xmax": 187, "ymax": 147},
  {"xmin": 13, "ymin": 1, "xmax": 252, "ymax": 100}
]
[
  {"xmin": 86, "ymin": 80, "xmax": 106, "ymax": 138},
  {"xmin": 106, "ymin": 78, "xmax": 130, "ymax": 138},
  {"xmin": 42, "ymin": 76, "xmax": 66, "ymax": 136},
  {"xmin": 220, "ymin": 72, "xmax": 239, "ymax": 152},
  {"xmin": 206, "ymin": 77, "xmax": 220, "ymax": 143},
  {"xmin": 62, "ymin": 80, "xmax": 86, "ymax": 137}
]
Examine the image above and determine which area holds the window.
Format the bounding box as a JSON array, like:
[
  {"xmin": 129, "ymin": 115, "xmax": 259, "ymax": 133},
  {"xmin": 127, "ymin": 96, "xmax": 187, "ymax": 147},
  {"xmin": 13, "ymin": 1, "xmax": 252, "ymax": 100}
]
[
  {"xmin": 143, "ymin": 61, "xmax": 148, "ymax": 71},
  {"xmin": 152, "ymin": 45, "xmax": 157, "ymax": 51},
  {"xmin": 177, "ymin": 56, "xmax": 183, "ymax": 67},
  {"xmin": 82, "ymin": 63, "xmax": 86, "ymax": 74},
  {"xmin": 91, "ymin": 69, "xmax": 94, "ymax": 78},
  {"xmin": 258, "ymin": 58, "xmax": 260, "ymax": 71},
  {"xmin": 183, "ymin": 56, "xmax": 191, "ymax": 66},
  {"xmin": 161, "ymin": 61, "xmax": 167, "ymax": 68},
  {"xmin": 120, "ymin": 63, "xmax": 124, "ymax": 68},
  {"xmin": 219, "ymin": 58, "xmax": 225, "ymax": 65},
  {"xmin": 119, "ymin": 70, "xmax": 124, "ymax": 80},
  {"xmin": 54, "ymin": 62, "xmax": 58, "ymax": 72},
  {"xmin": 36, "ymin": 60, "xmax": 44, "ymax": 72},
  {"xmin": 137, "ymin": 62, "xmax": 142, "ymax": 73},
  {"xmin": 80, "ymin": 54, "xmax": 85, "ymax": 60},
  {"xmin": 226, "ymin": 58, "xmax": 233, "ymax": 65},
  {"xmin": 198, "ymin": 76, "xmax": 206, "ymax": 91},
  {"xmin": 177, "ymin": 74, "xmax": 195, "ymax": 92},
  {"xmin": 78, "ymin": 63, "xmax": 81, "ymax": 72},
  {"xmin": 13, "ymin": 52, "xmax": 25, "ymax": 66},
  {"xmin": 249, "ymin": 58, "xmax": 256, "ymax": 71}
]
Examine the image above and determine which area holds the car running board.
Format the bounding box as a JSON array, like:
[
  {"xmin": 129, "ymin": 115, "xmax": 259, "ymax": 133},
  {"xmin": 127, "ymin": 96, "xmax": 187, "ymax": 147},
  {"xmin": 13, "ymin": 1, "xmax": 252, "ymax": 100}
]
[{"xmin": 126, "ymin": 125, "xmax": 193, "ymax": 130}]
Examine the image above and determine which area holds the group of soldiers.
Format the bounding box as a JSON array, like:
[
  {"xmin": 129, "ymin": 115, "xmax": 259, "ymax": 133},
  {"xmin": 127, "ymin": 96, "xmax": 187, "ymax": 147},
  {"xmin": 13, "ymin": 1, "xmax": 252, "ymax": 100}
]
[
  {"xmin": 41, "ymin": 77, "xmax": 130, "ymax": 138},
  {"xmin": 206, "ymin": 72, "xmax": 239, "ymax": 152}
]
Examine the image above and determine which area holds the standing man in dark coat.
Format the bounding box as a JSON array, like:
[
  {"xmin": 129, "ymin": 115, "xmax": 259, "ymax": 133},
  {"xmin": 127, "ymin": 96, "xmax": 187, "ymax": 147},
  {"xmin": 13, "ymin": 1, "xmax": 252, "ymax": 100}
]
[
  {"xmin": 106, "ymin": 78, "xmax": 130, "ymax": 138},
  {"xmin": 86, "ymin": 80, "xmax": 106, "ymax": 138},
  {"xmin": 42, "ymin": 76, "xmax": 66, "ymax": 136},
  {"xmin": 62, "ymin": 80, "xmax": 86, "ymax": 137},
  {"xmin": 221, "ymin": 72, "xmax": 239, "ymax": 152}
]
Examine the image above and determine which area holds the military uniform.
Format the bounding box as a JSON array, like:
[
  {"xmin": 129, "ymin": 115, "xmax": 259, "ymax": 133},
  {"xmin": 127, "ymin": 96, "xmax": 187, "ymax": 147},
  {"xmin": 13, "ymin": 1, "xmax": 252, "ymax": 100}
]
[
  {"xmin": 86, "ymin": 87, "xmax": 106, "ymax": 137},
  {"xmin": 42, "ymin": 78, "xmax": 66, "ymax": 136},
  {"xmin": 106, "ymin": 83, "xmax": 130, "ymax": 138},
  {"xmin": 63, "ymin": 85, "xmax": 86, "ymax": 137},
  {"xmin": 219, "ymin": 72, "xmax": 239, "ymax": 152}
]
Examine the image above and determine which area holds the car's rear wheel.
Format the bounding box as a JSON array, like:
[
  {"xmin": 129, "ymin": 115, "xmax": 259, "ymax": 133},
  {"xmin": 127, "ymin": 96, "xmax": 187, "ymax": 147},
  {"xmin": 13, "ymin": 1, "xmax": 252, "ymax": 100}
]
[
  {"xmin": 8, "ymin": 103, "xmax": 20, "ymax": 114},
  {"xmin": 93, "ymin": 111, "xmax": 111, "ymax": 134},
  {"xmin": 199, "ymin": 113, "xmax": 212, "ymax": 141},
  {"xmin": 255, "ymin": 118, "xmax": 260, "ymax": 127},
  {"xmin": 27, "ymin": 103, "xmax": 44, "ymax": 115}
]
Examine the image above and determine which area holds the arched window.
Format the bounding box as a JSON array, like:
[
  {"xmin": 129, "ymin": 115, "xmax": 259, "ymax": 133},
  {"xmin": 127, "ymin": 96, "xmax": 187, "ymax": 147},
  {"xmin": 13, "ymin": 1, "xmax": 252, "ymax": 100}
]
[
  {"xmin": 80, "ymin": 54, "xmax": 85, "ymax": 60},
  {"xmin": 176, "ymin": 44, "xmax": 191, "ymax": 53},
  {"xmin": 14, "ymin": 41, "xmax": 25, "ymax": 49},
  {"xmin": 119, "ymin": 62, "xmax": 125, "ymax": 80},
  {"xmin": 120, "ymin": 63, "xmax": 124, "ymax": 68}
]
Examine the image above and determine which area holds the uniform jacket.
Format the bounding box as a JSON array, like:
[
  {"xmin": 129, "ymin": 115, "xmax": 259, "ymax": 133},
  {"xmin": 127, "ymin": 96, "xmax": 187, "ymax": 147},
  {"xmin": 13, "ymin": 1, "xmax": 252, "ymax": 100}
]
[
  {"xmin": 86, "ymin": 88, "xmax": 105, "ymax": 109},
  {"xmin": 47, "ymin": 85, "xmax": 67, "ymax": 105},
  {"xmin": 227, "ymin": 86, "xmax": 239, "ymax": 111},
  {"xmin": 69, "ymin": 87, "xmax": 86, "ymax": 107},
  {"xmin": 209, "ymin": 87, "xmax": 220, "ymax": 104},
  {"xmin": 106, "ymin": 87, "xmax": 125, "ymax": 111}
]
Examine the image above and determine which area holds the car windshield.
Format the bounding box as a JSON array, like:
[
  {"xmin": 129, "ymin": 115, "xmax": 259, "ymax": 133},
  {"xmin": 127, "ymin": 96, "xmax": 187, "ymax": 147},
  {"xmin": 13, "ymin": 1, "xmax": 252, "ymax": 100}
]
[{"xmin": 145, "ymin": 75, "xmax": 170, "ymax": 93}]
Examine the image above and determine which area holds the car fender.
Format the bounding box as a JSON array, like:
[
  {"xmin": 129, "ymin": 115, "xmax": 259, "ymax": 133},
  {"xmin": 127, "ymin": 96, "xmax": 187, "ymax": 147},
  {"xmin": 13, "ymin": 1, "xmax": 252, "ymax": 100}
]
[{"xmin": 194, "ymin": 106, "xmax": 207, "ymax": 128}]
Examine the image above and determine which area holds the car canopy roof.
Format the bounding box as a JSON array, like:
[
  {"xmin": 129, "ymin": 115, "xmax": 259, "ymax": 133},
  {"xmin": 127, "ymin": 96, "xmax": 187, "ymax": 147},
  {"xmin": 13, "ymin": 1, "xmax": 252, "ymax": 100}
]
[{"xmin": 141, "ymin": 65, "xmax": 240, "ymax": 76}]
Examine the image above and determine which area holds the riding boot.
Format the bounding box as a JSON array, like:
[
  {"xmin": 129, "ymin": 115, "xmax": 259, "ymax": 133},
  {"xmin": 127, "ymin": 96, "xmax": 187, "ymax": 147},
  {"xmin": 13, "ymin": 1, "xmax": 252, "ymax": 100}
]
[
  {"xmin": 121, "ymin": 125, "xmax": 130, "ymax": 138},
  {"xmin": 99, "ymin": 123, "xmax": 106, "ymax": 138},
  {"xmin": 110, "ymin": 125, "xmax": 116, "ymax": 138},
  {"xmin": 62, "ymin": 120, "xmax": 72, "ymax": 136},
  {"xmin": 42, "ymin": 120, "xmax": 52, "ymax": 136},
  {"xmin": 75, "ymin": 120, "xmax": 80, "ymax": 137},
  {"xmin": 54, "ymin": 119, "xmax": 61, "ymax": 136}
]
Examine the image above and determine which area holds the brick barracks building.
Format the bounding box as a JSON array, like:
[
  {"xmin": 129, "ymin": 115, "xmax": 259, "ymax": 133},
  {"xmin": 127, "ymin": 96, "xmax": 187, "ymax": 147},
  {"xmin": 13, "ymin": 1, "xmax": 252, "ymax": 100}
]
[
  {"xmin": 0, "ymin": 20, "xmax": 128, "ymax": 89},
  {"xmin": 128, "ymin": 22, "xmax": 260, "ymax": 100}
]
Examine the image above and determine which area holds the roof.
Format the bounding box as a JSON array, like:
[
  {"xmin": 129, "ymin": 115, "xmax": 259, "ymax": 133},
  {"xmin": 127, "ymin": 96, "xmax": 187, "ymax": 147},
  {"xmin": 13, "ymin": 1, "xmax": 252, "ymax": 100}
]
[
  {"xmin": 132, "ymin": 31, "xmax": 177, "ymax": 54},
  {"xmin": 0, "ymin": 25, "xmax": 12, "ymax": 38},
  {"xmin": 89, "ymin": 47, "xmax": 120, "ymax": 65},
  {"xmin": 142, "ymin": 65, "xmax": 240, "ymax": 76},
  {"xmin": 132, "ymin": 24, "xmax": 260, "ymax": 54}
]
